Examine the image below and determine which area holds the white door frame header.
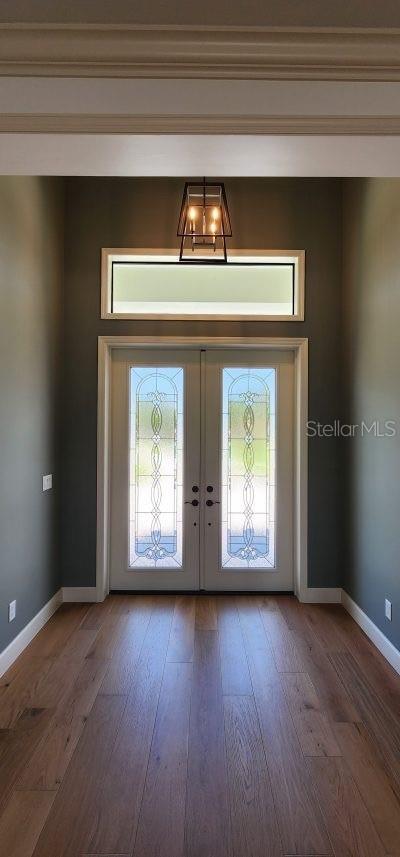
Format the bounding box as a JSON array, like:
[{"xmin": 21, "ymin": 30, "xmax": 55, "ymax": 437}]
[{"xmin": 96, "ymin": 335, "xmax": 316, "ymax": 601}]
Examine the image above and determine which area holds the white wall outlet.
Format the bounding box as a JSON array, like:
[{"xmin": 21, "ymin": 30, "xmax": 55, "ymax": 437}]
[
  {"xmin": 42, "ymin": 474, "xmax": 53, "ymax": 492},
  {"xmin": 385, "ymin": 598, "xmax": 392, "ymax": 621},
  {"xmin": 8, "ymin": 600, "xmax": 16, "ymax": 622}
]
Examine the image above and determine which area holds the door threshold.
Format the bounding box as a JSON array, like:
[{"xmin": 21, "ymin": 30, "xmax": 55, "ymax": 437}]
[{"xmin": 109, "ymin": 589, "xmax": 295, "ymax": 596}]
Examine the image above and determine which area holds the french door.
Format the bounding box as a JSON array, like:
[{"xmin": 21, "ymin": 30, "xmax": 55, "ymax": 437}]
[{"xmin": 109, "ymin": 347, "xmax": 294, "ymax": 591}]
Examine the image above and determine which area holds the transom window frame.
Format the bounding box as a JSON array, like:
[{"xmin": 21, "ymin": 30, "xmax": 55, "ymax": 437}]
[{"xmin": 101, "ymin": 248, "xmax": 305, "ymax": 322}]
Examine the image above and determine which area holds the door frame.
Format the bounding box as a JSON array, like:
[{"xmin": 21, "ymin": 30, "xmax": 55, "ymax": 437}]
[{"xmin": 97, "ymin": 335, "xmax": 310, "ymax": 601}]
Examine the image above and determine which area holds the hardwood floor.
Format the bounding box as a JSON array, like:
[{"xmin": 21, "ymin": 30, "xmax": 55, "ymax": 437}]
[{"xmin": 0, "ymin": 595, "xmax": 399, "ymax": 857}]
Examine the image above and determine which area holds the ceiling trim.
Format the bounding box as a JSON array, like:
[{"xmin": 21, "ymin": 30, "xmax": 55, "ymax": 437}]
[
  {"xmin": 1, "ymin": 113, "xmax": 400, "ymax": 135},
  {"xmin": 2, "ymin": 24, "xmax": 400, "ymax": 81}
]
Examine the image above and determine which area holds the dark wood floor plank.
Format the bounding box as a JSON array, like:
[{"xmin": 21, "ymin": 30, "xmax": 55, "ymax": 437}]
[
  {"xmin": 58, "ymin": 628, "xmax": 99, "ymax": 661},
  {"xmin": 87, "ymin": 600, "xmax": 174, "ymax": 855},
  {"xmin": 217, "ymin": 596, "xmax": 253, "ymax": 696},
  {"xmin": 281, "ymin": 672, "xmax": 342, "ymax": 757},
  {"xmin": 235, "ymin": 595, "xmax": 279, "ymax": 687},
  {"xmin": 0, "ymin": 649, "xmax": 35, "ymax": 691},
  {"xmin": 301, "ymin": 604, "xmax": 350, "ymax": 654},
  {"xmin": 0, "ymin": 658, "xmax": 55, "ymax": 729},
  {"xmin": 259, "ymin": 596, "xmax": 308, "ymax": 673},
  {"xmin": 101, "ymin": 597, "xmax": 153, "ymax": 694},
  {"xmin": 33, "ymin": 604, "xmax": 85, "ymax": 646},
  {"xmin": 291, "ymin": 628, "xmax": 360, "ymax": 723},
  {"xmin": 26, "ymin": 604, "xmax": 90, "ymax": 658},
  {"xmin": 195, "ymin": 595, "xmax": 218, "ymax": 630},
  {"xmin": 86, "ymin": 611, "xmax": 128, "ymax": 662},
  {"xmin": 167, "ymin": 594, "xmax": 195, "ymax": 663},
  {"xmin": 0, "ymin": 789, "xmax": 56, "ymax": 857},
  {"xmin": 28, "ymin": 658, "xmax": 82, "ymax": 710},
  {"xmin": 0, "ymin": 594, "xmax": 399, "ymax": 857},
  {"xmin": 237, "ymin": 597, "xmax": 332, "ymax": 856},
  {"xmin": 326, "ymin": 605, "xmax": 400, "ymax": 709},
  {"xmin": 334, "ymin": 722, "xmax": 400, "ymax": 856},
  {"xmin": 308, "ymin": 756, "xmax": 386, "ymax": 857},
  {"xmin": 132, "ymin": 661, "xmax": 192, "ymax": 857},
  {"xmin": 330, "ymin": 650, "xmax": 400, "ymax": 797},
  {"xmin": 17, "ymin": 709, "xmax": 87, "ymax": 792},
  {"xmin": 31, "ymin": 694, "xmax": 126, "ymax": 857},
  {"xmin": 17, "ymin": 657, "xmax": 109, "ymax": 791},
  {"xmin": 0, "ymin": 707, "xmax": 54, "ymax": 813},
  {"xmin": 185, "ymin": 629, "xmax": 231, "ymax": 857},
  {"xmin": 0, "ymin": 610, "xmax": 95, "ymax": 729},
  {"xmin": 275, "ymin": 594, "xmax": 309, "ymax": 632},
  {"xmin": 278, "ymin": 599, "xmax": 361, "ymax": 723},
  {"xmin": 224, "ymin": 695, "xmax": 282, "ymax": 857},
  {"xmin": 79, "ymin": 596, "xmax": 116, "ymax": 631}
]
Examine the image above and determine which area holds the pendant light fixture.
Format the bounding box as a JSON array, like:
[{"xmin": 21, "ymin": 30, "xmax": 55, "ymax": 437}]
[{"xmin": 177, "ymin": 177, "xmax": 232, "ymax": 262}]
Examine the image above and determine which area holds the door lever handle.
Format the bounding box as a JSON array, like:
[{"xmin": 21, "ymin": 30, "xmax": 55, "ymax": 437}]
[
  {"xmin": 206, "ymin": 499, "xmax": 220, "ymax": 507},
  {"xmin": 185, "ymin": 499, "xmax": 199, "ymax": 507}
]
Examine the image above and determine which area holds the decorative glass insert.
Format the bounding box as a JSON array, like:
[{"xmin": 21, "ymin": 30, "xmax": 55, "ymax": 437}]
[
  {"xmin": 221, "ymin": 367, "xmax": 276, "ymax": 569},
  {"xmin": 129, "ymin": 366, "xmax": 183, "ymax": 568}
]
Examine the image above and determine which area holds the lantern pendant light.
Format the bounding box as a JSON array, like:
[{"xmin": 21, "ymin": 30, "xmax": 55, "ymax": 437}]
[{"xmin": 177, "ymin": 177, "xmax": 232, "ymax": 263}]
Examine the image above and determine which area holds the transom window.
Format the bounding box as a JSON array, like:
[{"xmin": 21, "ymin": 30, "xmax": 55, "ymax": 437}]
[{"xmin": 101, "ymin": 249, "xmax": 305, "ymax": 321}]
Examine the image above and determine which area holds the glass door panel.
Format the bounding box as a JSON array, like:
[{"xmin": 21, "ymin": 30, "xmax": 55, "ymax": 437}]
[
  {"xmin": 109, "ymin": 349, "xmax": 200, "ymax": 591},
  {"xmin": 129, "ymin": 366, "xmax": 184, "ymax": 568},
  {"xmin": 203, "ymin": 350, "xmax": 294, "ymax": 591},
  {"xmin": 221, "ymin": 366, "xmax": 276, "ymax": 569}
]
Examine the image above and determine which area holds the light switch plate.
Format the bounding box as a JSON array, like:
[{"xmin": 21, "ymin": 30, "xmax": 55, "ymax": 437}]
[
  {"xmin": 42, "ymin": 474, "xmax": 53, "ymax": 492},
  {"xmin": 385, "ymin": 598, "xmax": 392, "ymax": 621},
  {"xmin": 9, "ymin": 600, "xmax": 16, "ymax": 622}
]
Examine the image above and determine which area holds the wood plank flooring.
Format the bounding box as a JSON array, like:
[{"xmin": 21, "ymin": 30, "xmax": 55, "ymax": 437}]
[{"xmin": 0, "ymin": 594, "xmax": 399, "ymax": 857}]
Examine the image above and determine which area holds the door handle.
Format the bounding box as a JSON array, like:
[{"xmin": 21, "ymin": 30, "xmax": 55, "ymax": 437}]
[
  {"xmin": 206, "ymin": 499, "xmax": 220, "ymax": 507},
  {"xmin": 185, "ymin": 499, "xmax": 199, "ymax": 507}
]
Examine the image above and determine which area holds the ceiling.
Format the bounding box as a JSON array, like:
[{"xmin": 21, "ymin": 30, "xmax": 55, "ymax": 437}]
[
  {"xmin": 2, "ymin": 0, "xmax": 400, "ymax": 28},
  {"xmin": 1, "ymin": 13, "xmax": 400, "ymax": 177}
]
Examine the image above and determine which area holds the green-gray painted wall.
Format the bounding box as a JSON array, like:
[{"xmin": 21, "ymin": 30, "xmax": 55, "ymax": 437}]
[
  {"xmin": 343, "ymin": 179, "xmax": 400, "ymax": 650},
  {"xmin": 62, "ymin": 178, "xmax": 343, "ymax": 590},
  {"xmin": 0, "ymin": 177, "xmax": 64, "ymax": 653},
  {"xmin": 4, "ymin": 175, "xmax": 397, "ymax": 658}
]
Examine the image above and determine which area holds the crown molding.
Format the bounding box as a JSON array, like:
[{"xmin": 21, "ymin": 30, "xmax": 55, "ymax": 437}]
[
  {"xmin": 1, "ymin": 113, "xmax": 400, "ymax": 135},
  {"xmin": 1, "ymin": 24, "xmax": 400, "ymax": 80}
]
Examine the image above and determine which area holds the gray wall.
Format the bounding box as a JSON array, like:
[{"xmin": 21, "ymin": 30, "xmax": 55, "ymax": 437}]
[
  {"xmin": 343, "ymin": 179, "xmax": 400, "ymax": 649},
  {"xmin": 2, "ymin": 175, "xmax": 399, "ymax": 654},
  {"xmin": 62, "ymin": 177, "xmax": 343, "ymax": 590},
  {"xmin": 0, "ymin": 177, "xmax": 64, "ymax": 652}
]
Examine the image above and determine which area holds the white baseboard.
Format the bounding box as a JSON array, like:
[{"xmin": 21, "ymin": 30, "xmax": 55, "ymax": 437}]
[
  {"xmin": 0, "ymin": 589, "xmax": 62, "ymax": 679},
  {"xmin": 342, "ymin": 591, "xmax": 400, "ymax": 676},
  {"xmin": 298, "ymin": 587, "xmax": 342, "ymax": 604},
  {"xmin": 61, "ymin": 587, "xmax": 99, "ymax": 603}
]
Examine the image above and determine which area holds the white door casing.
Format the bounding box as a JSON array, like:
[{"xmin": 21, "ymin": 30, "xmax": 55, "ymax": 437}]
[
  {"xmin": 106, "ymin": 340, "xmax": 303, "ymax": 593},
  {"xmin": 97, "ymin": 336, "xmax": 309, "ymax": 599}
]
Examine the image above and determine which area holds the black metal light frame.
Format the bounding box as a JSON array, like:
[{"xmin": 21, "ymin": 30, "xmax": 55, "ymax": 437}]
[{"xmin": 177, "ymin": 177, "xmax": 232, "ymax": 263}]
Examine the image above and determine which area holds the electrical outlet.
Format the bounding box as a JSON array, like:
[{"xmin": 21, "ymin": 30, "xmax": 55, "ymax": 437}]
[
  {"xmin": 42, "ymin": 474, "xmax": 53, "ymax": 492},
  {"xmin": 385, "ymin": 598, "xmax": 392, "ymax": 621},
  {"xmin": 8, "ymin": 600, "xmax": 16, "ymax": 623}
]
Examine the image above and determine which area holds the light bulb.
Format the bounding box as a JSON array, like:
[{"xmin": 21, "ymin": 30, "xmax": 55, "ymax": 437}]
[
  {"xmin": 188, "ymin": 206, "xmax": 197, "ymax": 221},
  {"xmin": 212, "ymin": 207, "xmax": 220, "ymax": 219}
]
